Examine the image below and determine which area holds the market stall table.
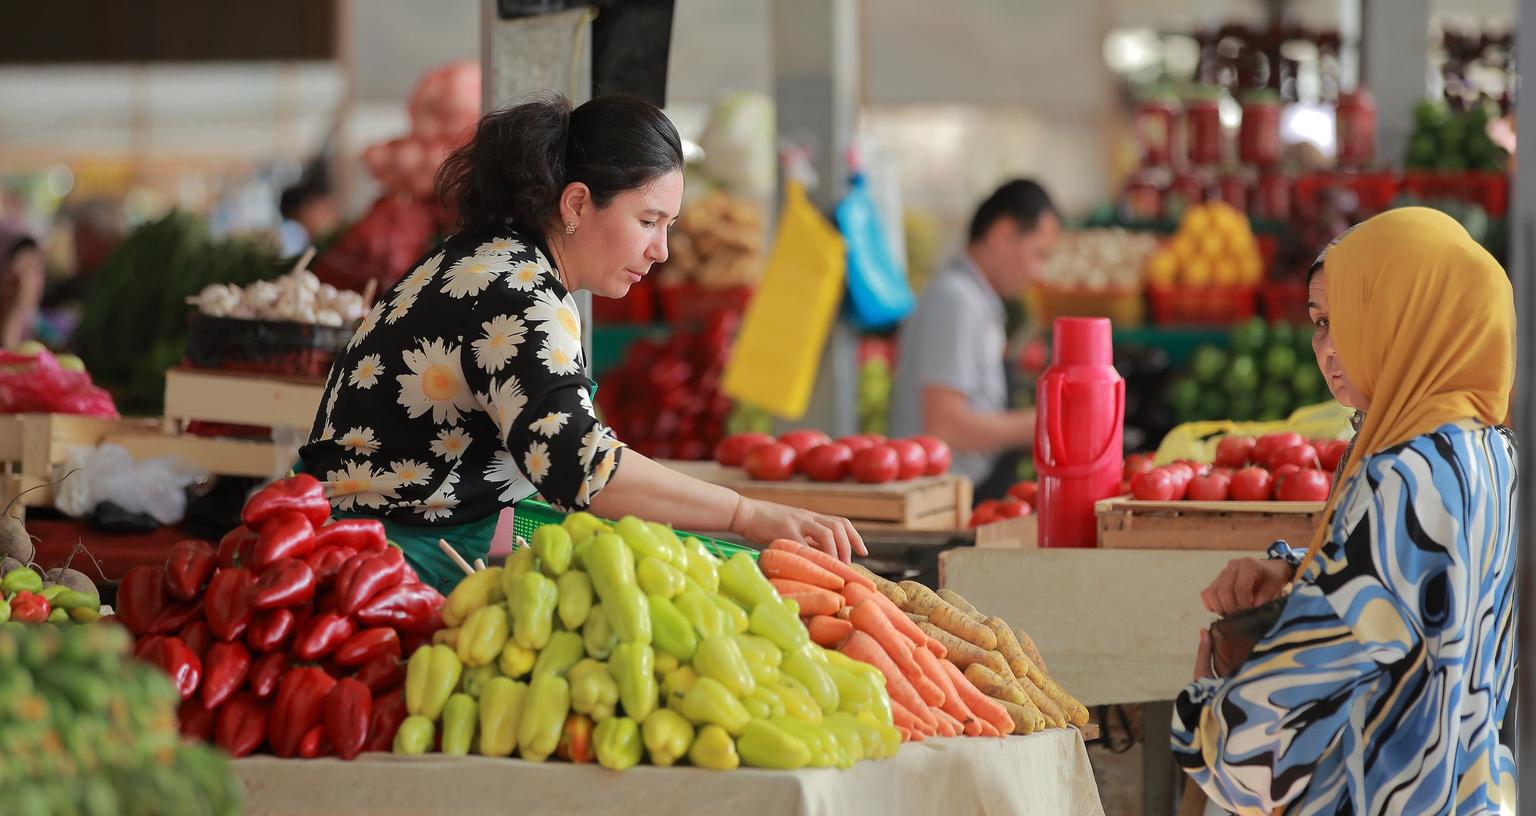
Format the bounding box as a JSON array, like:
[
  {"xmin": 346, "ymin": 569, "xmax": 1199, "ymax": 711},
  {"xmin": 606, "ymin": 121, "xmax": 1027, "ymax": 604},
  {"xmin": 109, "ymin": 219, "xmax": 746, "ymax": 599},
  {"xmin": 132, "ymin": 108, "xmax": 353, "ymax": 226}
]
[{"xmin": 235, "ymin": 731, "xmax": 1104, "ymax": 816}]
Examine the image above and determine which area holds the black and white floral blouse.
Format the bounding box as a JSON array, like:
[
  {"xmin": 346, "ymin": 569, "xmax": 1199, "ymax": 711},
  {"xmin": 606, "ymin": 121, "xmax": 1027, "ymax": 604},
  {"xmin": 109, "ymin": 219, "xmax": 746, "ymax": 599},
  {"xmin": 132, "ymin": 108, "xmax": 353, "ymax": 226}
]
[{"xmin": 299, "ymin": 228, "xmax": 624, "ymax": 526}]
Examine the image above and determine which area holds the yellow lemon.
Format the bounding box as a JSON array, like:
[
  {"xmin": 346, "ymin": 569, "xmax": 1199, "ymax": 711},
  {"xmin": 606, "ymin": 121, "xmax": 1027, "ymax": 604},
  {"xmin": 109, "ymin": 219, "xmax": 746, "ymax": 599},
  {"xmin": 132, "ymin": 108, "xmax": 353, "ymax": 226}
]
[
  {"xmin": 1172, "ymin": 232, "xmax": 1200, "ymax": 264},
  {"xmin": 1199, "ymin": 232, "xmax": 1226, "ymax": 260},
  {"xmin": 1211, "ymin": 258, "xmax": 1241, "ymax": 287},
  {"xmin": 1180, "ymin": 205, "xmax": 1213, "ymax": 236},
  {"xmin": 1182, "ymin": 256, "xmax": 1214, "ymax": 287},
  {"xmin": 1146, "ymin": 250, "xmax": 1179, "ymax": 287},
  {"xmin": 1238, "ymin": 254, "xmax": 1264, "ymax": 284}
]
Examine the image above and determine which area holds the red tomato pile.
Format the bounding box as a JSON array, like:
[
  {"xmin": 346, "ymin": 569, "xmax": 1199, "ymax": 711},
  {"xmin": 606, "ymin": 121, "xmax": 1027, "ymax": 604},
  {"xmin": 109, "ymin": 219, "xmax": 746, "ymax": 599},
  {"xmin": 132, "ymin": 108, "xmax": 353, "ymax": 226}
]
[
  {"xmin": 1127, "ymin": 433, "xmax": 1345, "ymax": 502},
  {"xmin": 716, "ymin": 431, "xmax": 952, "ymax": 485},
  {"xmin": 969, "ymin": 480, "xmax": 1036, "ymax": 529}
]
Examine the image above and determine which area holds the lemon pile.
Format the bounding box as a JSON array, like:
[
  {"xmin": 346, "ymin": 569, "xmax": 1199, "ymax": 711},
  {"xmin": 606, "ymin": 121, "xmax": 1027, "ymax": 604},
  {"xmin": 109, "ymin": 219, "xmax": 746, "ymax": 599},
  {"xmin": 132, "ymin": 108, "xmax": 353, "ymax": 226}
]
[{"xmin": 1144, "ymin": 203, "xmax": 1263, "ymax": 289}]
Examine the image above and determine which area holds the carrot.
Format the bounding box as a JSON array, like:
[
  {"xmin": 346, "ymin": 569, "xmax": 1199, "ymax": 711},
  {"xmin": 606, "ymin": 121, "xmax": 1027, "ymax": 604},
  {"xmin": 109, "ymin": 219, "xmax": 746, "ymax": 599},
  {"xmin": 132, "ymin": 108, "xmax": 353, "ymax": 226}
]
[
  {"xmin": 914, "ymin": 643, "xmax": 977, "ymax": 729},
  {"xmin": 932, "ymin": 708, "xmax": 962, "ymax": 737},
  {"xmin": 835, "ymin": 605, "xmax": 853, "ymax": 621},
  {"xmin": 781, "ymin": 590, "xmax": 841, "ymax": 618},
  {"xmin": 807, "ymin": 615, "xmax": 854, "ymax": 648},
  {"xmin": 758, "ymin": 549, "xmax": 844, "ymax": 591},
  {"xmin": 939, "ymin": 658, "xmax": 1014, "ymax": 736},
  {"xmin": 848, "ymin": 600, "xmax": 945, "ymax": 707},
  {"xmin": 845, "ymin": 584, "xmax": 945, "ymax": 659},
  {"xmin": 976, "ymin": 718, "xmax": 1002, "ymax": 738},
  {"xmin": 917, "ymin": 622, "xmax": 989, "ymax": 667},
  {"xmin": 961, "ymin": 715, "xmax": 982, "ymax": 737},
  {"xmin": 769, "ymin": 577, "xmax": 824, "ymax": 597},
  {"xmin": 770, "ymin": 539, "xmax": 875, "ymax": 591},
  {"xmin": 840, "ymin": 632, "xmax": 937, "ymax": 728},
  {"xmin": 896, "ymin": 725, "xmax": 916, "ymax": 742},
  {"xmin": 890, "ymin": 699, "xmax": 924, "ymax": 733}
]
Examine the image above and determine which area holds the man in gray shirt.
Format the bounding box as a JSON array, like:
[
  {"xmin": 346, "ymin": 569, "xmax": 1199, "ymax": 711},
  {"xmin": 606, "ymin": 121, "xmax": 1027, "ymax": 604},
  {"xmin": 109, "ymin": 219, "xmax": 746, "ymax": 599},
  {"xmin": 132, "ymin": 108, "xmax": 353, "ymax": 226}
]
[{"xmin": 890, "ymin": 180, "xmax": 1060, "ymax": 498}]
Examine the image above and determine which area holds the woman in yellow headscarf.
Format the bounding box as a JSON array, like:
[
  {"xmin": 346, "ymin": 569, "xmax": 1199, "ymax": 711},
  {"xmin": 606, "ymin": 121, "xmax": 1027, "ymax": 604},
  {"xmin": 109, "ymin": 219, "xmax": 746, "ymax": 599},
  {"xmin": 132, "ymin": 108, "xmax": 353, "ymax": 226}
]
[{"xmin": 1170, "ymin": 208, "xmax": 1518, "ymax": 815}]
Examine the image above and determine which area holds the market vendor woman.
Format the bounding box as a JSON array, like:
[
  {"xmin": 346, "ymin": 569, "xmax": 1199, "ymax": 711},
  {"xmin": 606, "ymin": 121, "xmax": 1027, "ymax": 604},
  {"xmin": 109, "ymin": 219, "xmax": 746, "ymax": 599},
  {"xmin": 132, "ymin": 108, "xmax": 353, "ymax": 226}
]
[{"xmin": 300, "ymin": 94, "xmax": 865, "ymax": 591}]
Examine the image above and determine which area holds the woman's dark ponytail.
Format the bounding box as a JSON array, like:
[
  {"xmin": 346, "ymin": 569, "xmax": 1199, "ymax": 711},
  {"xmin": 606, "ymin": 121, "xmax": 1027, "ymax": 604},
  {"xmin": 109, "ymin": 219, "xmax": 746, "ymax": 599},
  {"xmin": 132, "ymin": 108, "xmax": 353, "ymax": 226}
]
[{"xmin": 437, "ymin": 92, "xmax": 683, "ymax": 236}]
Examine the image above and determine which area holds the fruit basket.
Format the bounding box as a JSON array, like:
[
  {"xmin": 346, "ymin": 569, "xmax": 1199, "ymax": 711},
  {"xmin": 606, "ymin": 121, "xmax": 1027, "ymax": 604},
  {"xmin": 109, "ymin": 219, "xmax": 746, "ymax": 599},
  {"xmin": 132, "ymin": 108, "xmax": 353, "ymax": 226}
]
[{"xmin": 185, "ymin": 312, "xmax": 355, "ymax": 379}]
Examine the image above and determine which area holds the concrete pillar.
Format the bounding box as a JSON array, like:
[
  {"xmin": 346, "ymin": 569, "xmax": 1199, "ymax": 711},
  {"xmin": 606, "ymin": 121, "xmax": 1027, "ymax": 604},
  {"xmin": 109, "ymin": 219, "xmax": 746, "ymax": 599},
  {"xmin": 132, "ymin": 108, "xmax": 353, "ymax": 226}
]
[
  {"xmin": 1510, "ymin": 1, "xmax": 1536, "ymax": 806},
  {"xmin": 1361, "ymin": 0, "xmax": 1430, "ymax": 166}
]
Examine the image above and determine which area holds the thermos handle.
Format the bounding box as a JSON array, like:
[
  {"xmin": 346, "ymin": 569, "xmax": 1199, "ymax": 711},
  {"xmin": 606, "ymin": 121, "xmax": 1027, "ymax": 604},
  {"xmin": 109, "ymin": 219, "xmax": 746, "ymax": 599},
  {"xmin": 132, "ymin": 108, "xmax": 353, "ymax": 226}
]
[{"xmin": 1035, "ymin": 380, "xmax": 1125, "ymax": 479}]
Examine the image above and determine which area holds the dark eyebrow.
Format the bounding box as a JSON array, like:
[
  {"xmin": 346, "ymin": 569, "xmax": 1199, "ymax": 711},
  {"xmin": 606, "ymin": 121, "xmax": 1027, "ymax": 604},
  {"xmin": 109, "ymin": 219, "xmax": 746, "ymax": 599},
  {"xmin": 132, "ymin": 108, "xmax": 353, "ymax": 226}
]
[
  {"xmin": 642, "ymin": 208, "xmax": 673, "ymax": 218},
  {"xmin": 1306, "ymin": 300, "xmax": 1322, "ymax": 311}
]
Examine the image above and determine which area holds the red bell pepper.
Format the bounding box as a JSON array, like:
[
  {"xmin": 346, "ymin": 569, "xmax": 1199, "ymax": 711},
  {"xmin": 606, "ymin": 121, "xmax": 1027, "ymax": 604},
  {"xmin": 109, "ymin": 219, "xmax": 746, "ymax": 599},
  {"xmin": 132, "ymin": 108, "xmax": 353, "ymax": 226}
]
[
  {"xmin": 355, "ymin": 582, "xmax": 444, "ymax": 633},
  {"xmin": 247, "ymin": 608, "xmax": 299, "ymax": 654},
  {"xmin": 335, "ymin": 547, "xmax": 407, "ymax": 616},
  {"xmin": 243, "ymin": 473, "xmax": 331, "ymax": 530},
  {"xmin": 218, "ymin": 526, "xmax": 258, "ymax": 569},
  {"xmin": 315, "ymin": 518, "xmax": 388, "ymax": 554},
  {"xmin": 132, "ymin": 635, "xmax": 166, "ymax": 662},
  {"xmin": 205, "ymin": 568, "xmax": 254, "ymax": 642},
  {"xmin": 305, "ymin": 544, "xmax": 355, "ymax": 588},
  {"xmin": 202, "ymin": 641, "xmax": 252, "ymax": 709},
  {"xmin": 365, "ymin": 688, "xmax": 407, "ymax": 753},
  {"xmin": 250, "ymin": 652, "xmax": 288, "ymax": 698},
  {"xmin": 293, "ymin": 613, "xmax": 356, "ymax": 662},
  {"xmin": 165, "ymin": 539, "xmax": 217, "ymax": 601},
  {"xmin": 334, "ymin": 628, "xmax": 401, "ymax": 668},
  {"xmin": 299, "ymin": 725, "xmax": 332, "ymax": 758},
  {"xmin": 116, "ymin": 566, "xmax": 167, "ymax": 635},
  {"xmin": 178, "ymin": 698, "xmax": 215, "ymax": 742},
  {"xmin": 354, "ymin": 654, "xmax": 404, "ymax": 694},
  {"xmin": 10, "ymin": 591, "xmax": 50, "ymax": 624},
  {"xmin": 247, "ymin": 559, "xmax": 316, "ymax": 611},
  {"xmin": 147, "ymin": 599, "xmax": 204, "ymax": 636},
  {"xmin": 250, "ymin": 512, "xmax": 317, "ymax": 570},
  {"xmin": 144, "ymin": 636, "xmax": 202, "ymax": 700},
  {"xmin": 324, "ymin": 678, "xmax": 373, "ymax": 760},
  {"xmin": 179, "ymin": 621, "xmax": 214, "ymax": 662},
  {"xmin": 215, "ymin": 693, "xmax": 269, "ymax": 758},
  {"xmin": 271, "ymin": 667, "xmax": 337, "ymax": 757}
]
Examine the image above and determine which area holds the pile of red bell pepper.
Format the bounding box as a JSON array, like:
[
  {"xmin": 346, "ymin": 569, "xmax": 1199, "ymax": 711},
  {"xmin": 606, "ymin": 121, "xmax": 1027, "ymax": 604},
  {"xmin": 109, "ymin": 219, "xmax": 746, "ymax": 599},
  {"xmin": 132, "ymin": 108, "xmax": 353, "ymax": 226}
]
[{"xmin": 117, "ymin": 474, "xmax": 446, "ymax": 760}]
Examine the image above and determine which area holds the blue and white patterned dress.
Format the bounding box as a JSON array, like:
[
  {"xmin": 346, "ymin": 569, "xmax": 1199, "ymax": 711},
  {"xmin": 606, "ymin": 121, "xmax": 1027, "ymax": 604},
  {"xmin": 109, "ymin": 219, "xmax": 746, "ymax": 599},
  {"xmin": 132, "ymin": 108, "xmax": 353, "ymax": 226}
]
[{"xmin": 1172, "ymin": 423, "xmax": 1518, "ymax": 815}]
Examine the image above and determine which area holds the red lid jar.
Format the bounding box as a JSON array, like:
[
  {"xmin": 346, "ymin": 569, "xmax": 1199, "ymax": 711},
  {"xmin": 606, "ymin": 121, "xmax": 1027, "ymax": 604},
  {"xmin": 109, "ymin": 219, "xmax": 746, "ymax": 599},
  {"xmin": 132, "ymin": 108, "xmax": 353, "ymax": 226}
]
[
  {"xmin": 1239, "ymin": 95, "xmax": 1282, "ymax": 167},
  {"xmin": 1336, "ymin": 89, "xmax": 1377, "ymax": 168},
  {"xmin": 1185, "ymin": 98, "xmax": 1224, "ymax": 166}
]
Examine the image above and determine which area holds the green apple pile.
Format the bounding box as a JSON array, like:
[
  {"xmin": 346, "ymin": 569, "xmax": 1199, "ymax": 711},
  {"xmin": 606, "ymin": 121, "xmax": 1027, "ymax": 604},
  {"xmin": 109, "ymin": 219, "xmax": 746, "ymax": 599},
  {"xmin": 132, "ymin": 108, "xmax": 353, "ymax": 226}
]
[{"xmin": 1166, "ymin": 318, "xmax": 1330, "ymax": 424}]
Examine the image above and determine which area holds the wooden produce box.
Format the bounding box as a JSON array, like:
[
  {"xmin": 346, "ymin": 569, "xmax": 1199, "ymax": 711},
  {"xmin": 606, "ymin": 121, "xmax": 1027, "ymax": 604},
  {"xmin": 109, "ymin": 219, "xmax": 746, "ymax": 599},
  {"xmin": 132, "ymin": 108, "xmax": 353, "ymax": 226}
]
[
  {"xmin": 164, "ymin": 367, "xmax": 326, "ymax": 431},
  {"xmin": 1096, "ymin": 498, "xmax": 1324, "ymax": 551},
  {"xmin": 661, "ymin": 460, "xmax": 973, "ymax": 531},
  {"xmin": 972, "ymin": 514, "xmax": 1038, "ymax": 548},
  {"xmin": 0, "ymin": 413, "xmax": 161, "ymax": 515}
]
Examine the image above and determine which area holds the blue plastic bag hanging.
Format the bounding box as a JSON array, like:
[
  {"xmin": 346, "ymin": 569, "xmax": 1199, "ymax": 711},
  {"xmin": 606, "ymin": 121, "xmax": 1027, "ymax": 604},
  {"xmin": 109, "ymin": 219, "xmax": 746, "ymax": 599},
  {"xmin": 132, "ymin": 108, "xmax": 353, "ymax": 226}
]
[{"xmin": 836, "ymin": 172, "xmax": 914, "ymax": 331}]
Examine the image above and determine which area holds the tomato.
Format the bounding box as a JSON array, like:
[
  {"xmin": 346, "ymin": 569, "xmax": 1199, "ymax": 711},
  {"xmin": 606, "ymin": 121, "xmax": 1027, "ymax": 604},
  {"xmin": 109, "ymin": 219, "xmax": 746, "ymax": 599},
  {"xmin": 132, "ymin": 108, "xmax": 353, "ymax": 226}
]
[
  {"xmin": 968, "ymin": 507, "xmax": 999, "ymax": 528},
  {"xmin": 1270, "ymin": 464, "xmax": 1301, "ymax": 497},
  {"xmin": 1317, "ymin": 439, "xmax": 1349, "ymax": 472},
  {"xmin": 1270, "ymin": 444, "xmax": 1320, "ymax": 470},
  {"xmin": 800, "ymin": 443, "xmax": 854, "ymax": 482},
  {"xmin": 777, "ymin": 430, "xmax": 832, "ymax": 463},
  {"xmin": 1214, "ymin": 436, "xmax": 1257, "ymax": 468},
  {"xmin": 1256, "ymin": 433, "xmax": 1304, "ymax": 467},
  {"xmin": 1228, "ymin": 467, "xmax": 1275, "ymax": 502},
  {"xmin": 715, "ymin": 432, "xmax": 774, "ymax": 467},
  {"xmin": 1118, "ymin": 479, "xmax": 1132, "ymax": 496},
  {"xmin": 1130, "ymin": 469, "xmax": 1177, "ymax": 501},
  {"xmin": 910, "ymin": 436, "xmax": 953, "ymax": 476},
  {"xmin": 1163, "ymin": 462, "xmax": 1195, "ymax": 499},
  {"xmin": 1186, "ymin": 472, "xmax": 1232, "ymax": 501},
  {"xmin": 744, "ymin": 442, "xmax": 797, "ymax": 481},
  {"xmin": 1007, "ymin": 481, "xmax": 1038, "ymax": 505},
  {"xmin": 996, "ymin": 499, "xmax": 1032, "ymax": 519},
  {"xmin": 1277, "ymin": 468, "xmax": 1330, "ymax": 501},
  {"xmin": 851, "ymin": 445, "xmax": 900, "ymax": 484},
  {"xmin": 837, "ymin": 435, "xmax": 879, "ymax": 455},
  {"xmin": 1123, "ymin": 453, "xmax": 1157, "ymax": 479},
  {"xmin": 887, "ymin": 439, "xmax": 929, "ymax": 481}
]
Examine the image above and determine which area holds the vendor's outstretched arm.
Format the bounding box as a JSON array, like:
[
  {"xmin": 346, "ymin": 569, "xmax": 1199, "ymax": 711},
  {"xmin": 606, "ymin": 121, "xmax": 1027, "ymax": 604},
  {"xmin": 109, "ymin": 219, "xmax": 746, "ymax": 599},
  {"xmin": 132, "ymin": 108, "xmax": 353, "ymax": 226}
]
[{"xmin": 922, "ymin": 387, "xmax": 1034, "ymax": 453}]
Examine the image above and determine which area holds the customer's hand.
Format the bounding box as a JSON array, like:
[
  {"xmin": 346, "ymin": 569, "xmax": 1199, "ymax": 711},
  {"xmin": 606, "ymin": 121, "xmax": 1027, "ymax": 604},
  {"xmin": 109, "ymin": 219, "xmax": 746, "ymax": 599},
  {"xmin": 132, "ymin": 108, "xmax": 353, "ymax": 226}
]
[
  {"xmin": 730, "ymin": 496, "xmax": 867, "ymax": 562},
  {"xmin": 1200, "ymin": 557, "xmax": 1292, "ymax": 617}
]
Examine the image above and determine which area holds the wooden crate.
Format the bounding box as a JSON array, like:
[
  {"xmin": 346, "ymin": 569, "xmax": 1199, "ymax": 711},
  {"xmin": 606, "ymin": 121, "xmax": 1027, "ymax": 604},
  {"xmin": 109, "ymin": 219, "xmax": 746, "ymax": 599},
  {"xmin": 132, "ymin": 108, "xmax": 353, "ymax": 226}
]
[
  {"xmin": 1096, "ymin": 498, "xmax": 1324, "ymax": 551},
  {"xmin": 973, "ymin": 514, "xmax": 1038, "ymax": 548},
  {"xmin": 0, "ymin": 414, "xmax": 161, "ymax": 513},
  {"xmin": 661, "ymin": 460, "xmax": 973, "ymax": 531},
  {"xmin": 164, "ymin": 367, "xmax": 325, "ymax": 430}
]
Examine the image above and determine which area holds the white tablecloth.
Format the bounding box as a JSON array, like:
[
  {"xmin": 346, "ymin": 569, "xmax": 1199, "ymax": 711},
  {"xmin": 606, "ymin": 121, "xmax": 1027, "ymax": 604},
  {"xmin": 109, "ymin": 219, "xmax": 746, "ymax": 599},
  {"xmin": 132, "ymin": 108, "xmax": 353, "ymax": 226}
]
[{"xmin": 236, "ymin": 730, "xmax": 1103, "ymax": 816}]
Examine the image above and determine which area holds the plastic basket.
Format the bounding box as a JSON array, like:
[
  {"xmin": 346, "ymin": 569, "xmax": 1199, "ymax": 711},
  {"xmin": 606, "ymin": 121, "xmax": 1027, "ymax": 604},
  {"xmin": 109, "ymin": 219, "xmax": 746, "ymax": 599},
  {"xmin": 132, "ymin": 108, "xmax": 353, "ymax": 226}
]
[
  {"xmin": 658, "ymin": 284, "xmax": 754, "ymax": 324},
  {"xmin": 592, "ymin": 276, "xmax": 658, "ymax": 324},
  {"xmin": 1147, "ymin": 285, "xmax": 1257, "ymax": 325},
  {"xmin": 510, "ymin": 499, "xmax": 757, "ymax": 562},
  {"xmin": 1260, "ymin": 279, "xmax": 1309, "ymax": 325},
  {"xmin": 185, "ymin": 312, "xmax": 354, "ymax": 378}
]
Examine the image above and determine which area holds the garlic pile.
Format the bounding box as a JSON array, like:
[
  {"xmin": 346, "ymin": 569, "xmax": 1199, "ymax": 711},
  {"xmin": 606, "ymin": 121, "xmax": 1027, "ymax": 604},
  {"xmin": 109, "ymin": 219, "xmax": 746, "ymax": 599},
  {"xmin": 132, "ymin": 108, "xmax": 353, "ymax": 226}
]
[
  {"xmin": 1041, "ymin": 229, "xmax": 1161, "ymax": 291},
  {"xmin": 192, "ymin": 270, "xmax": 367, "ymax": 327}
]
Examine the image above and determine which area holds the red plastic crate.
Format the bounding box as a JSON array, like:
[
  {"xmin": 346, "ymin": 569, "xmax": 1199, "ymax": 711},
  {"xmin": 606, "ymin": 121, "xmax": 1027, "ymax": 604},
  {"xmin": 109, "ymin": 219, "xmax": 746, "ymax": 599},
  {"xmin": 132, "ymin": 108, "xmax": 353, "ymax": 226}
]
[
  {"xmin": 1147, "ymin": 285, "xmax": 1257, "ymax": 325},
  {"xmin": 1261, "ymin": 280, "xmax": 1310, "ymax": 325},
  {"xmin": 592, "ymin": 275, "xmax": 658, "ymax": 324},
  {"xmin": 1292, "ymin": 171, "xmax": 1400, "ymax": 219},
  {"xmin": 658, "ymin": 284, "xmax": 754, "ymax": 324},
  {"xmin": 1399, "ymin": 171, "xmax": 1509, "ymax": 218}
]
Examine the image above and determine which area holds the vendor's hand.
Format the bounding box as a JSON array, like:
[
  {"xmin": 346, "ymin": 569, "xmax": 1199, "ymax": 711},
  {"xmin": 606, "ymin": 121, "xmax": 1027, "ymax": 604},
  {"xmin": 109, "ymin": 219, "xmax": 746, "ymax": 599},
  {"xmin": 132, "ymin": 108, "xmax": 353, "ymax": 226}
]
[
  {"xmin": 730, "ymin": 496, "xmax": 867, "ymax": 562},
  {"xmin": 1193, "ymin": 629, "xmax": 1214, "ymax": 681},
  {"xmin": 1200, "ymin": 557, "xmax": 1292, "ymax": 617}
]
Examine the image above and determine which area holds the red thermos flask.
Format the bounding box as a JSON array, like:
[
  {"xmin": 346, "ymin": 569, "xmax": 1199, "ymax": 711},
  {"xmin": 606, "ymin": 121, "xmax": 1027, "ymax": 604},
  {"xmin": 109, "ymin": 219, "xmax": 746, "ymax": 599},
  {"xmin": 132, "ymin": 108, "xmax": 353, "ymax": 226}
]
[{"xmin": 1033, "ymin": 318, "xmax": 1124, "ymax": 548}]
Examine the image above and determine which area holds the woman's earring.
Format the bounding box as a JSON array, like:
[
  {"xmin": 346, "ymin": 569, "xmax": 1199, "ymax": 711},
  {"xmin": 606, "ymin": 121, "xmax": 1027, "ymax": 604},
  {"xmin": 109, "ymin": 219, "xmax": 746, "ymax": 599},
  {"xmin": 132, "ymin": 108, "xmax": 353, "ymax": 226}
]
[{"xmin": 564, "ymin": 222, "xmax": 576, "ymax": 235}]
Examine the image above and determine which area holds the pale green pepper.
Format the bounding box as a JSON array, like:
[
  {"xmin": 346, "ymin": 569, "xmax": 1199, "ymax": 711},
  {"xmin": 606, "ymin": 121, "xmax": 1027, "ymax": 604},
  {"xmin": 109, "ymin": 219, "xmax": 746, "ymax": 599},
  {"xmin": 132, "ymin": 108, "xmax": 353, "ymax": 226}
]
[
  {"xmin": 688, "ymin": 724, "xmax": 739, "ymax": 770},
  {"xmin": 654, "ymin": 650, "xmax": 680, "ymax": 678},
  {"xmin": 770, "ymin": 716, "xmax": 837, "ymax": 768},
  {"xmin": 661, "ymin": 666, "xmax": 697, "ymax": 712},
  {"xmin": 583, "ymin": 534, "xmax": 635, "ymax": 599},
  {"xmin": 582, "ymin": 605, "xmax": 617, "ymax": 659},
  {"xmin": 614, "ymin": 516, "xmax": 666, "ymax": 562},
  {"xmin": 593, "ymin": 716, "xmax": 643, "ymax": 771},
  {"xmin": 509, "ymin": 572, "xmax": 558, "ymax": 650},
  {"xmin": 644, "ymin": 521, "xmax": 687, "ymax": 564},
  {"xmin": 479, "ymin": 677, "xmax": 527, "ymax": 757},
  {"xmin": 678, "ymin": 677, "xmax": 750, "ymax": 736},
  {"xmin": 648, "ymin": 595, "xmax": 698, "ymax": 661},
  {"xmin": 712, "ymin": 593, "xmax": 749, "ymax": 634},
  {"xmin": 460, "ymin": 664, "xmax": 499, "ymax": 698},
  {"xmin": 734, "ymin": 634, "xmax": 783, "ymax": 686},
  {"xmin": 556, "ymin": 570, "xmax": 594, "ymax": 630},
  {"xmin": 441, "ymin": 693, "xmax": 478, "ymax": 755},
  {"xmin": 517, "ymin": 674, "xmax": 571, "ymax": 762},
  {"xmin": 782, "ymin": 646, "xmax": 838, "ymax": 714},
  {"xmin": 675, "ymin": 586, "xmax": 726, "ymax": 639},
  {"xmin": 820, "ymin": 711, "xmax": 866, "ymax": 764},
  {"xmin": 771, "ymin": 676, "xmax": 823, "ymax": 724},
  {"xmin": 855, "ymin": 711, "xmax": 903, "ymax": 758},
  {"xmin": 443, "ymin": 567, "xmax": 504, "ymax": 628},
  {"xmin": 561, "ymin": 513, "xmax": 608, "ymax": 545},
  {"xmin": 742, "ymin": 686, "xmax": 786, "ymax": 720},
  {"xmin": 457, "ymin": 604, "xmax": 510, "ymax": 668},
  {"xmin": 749, "ymin": 597, "xmax": 810, "ymax": 652},
  {"xmin": 405, "ymin": 644, "xmax": 462, "ymax": 721},
  {"xmin": 718, "ymin": 552, "xmax": 776, "ymax": 609},
  {"xmin": 681, "ymin": 539, "xmax": 721, "ymax": 594},
  {"xmin": 532, "ymin": 630, "xmax": 585, "ymax": 679},
  {"xmin": 601, "ymin": 583, "xmax": 651, "ymax": 645},
  {"xmin": 641, "ymin": 708, "xmax": 694, "ymax": 767},
  {"xmin": 737, "ymin": 718, "xmax": 812, "ymax": 770},
  {"xmin": 568, "ymin": 658, "xmax": 620, "ymax": 721},
  {"xmin": 392, "ymin": 715, "xmax": 435, "ymax": 755},
  {"xmin": 692, "ymin": 635, "xmax": 755, "ymax": 698},
  {"xmin": 532, "ymin": 525, "xmax": 574, "ymax": 576},
  {"xmin": 502, "ymin": 546, "xmax": 536, "ymax": 594},
  {"xmin": 499, "ymin": 641, "xmax": 536, "ymax": 679},
  {"xmin": 636, "ymin": 557, "xmax": 686, "ymax": 599},
  {"xmin": 609, "ymin": 642, "xmax": 657, "ymax": 722}
]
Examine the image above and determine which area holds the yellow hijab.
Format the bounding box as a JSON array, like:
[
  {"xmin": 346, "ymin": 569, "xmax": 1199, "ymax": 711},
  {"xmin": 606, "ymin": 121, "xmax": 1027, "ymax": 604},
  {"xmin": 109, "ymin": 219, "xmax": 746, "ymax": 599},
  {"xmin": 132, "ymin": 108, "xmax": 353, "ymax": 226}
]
[{"xmin": 1297, "ymin": 207, "xmax": 1516, "ymax": 576}]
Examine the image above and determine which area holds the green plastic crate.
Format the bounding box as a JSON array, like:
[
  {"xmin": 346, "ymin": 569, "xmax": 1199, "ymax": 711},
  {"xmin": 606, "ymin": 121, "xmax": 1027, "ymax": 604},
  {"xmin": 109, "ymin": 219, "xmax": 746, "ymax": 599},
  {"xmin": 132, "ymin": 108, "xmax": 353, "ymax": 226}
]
[{"xmin": 511, "ymin": 499, "xmax": 757, "ymax": 562}]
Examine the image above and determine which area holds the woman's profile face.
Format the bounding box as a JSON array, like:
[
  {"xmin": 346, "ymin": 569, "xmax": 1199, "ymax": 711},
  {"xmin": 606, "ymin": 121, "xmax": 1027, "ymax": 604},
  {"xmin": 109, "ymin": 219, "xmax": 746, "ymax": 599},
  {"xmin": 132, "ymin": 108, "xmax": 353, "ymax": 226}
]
[
  {"xmin": 1308, "ymin": 268, "xmax": 1369, "ymax": 412},
  {"xmin": 564, "ymin": 168, "xmax": 683, "ymax": 299}
]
